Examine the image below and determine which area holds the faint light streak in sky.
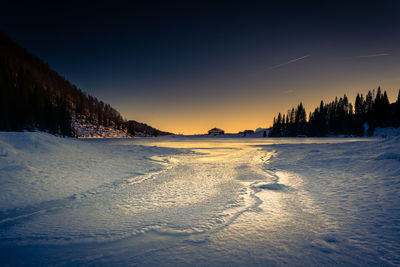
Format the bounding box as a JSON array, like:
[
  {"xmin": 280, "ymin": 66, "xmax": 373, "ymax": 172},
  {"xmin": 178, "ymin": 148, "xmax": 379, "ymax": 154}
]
[
  {"xmin": 245, "ymin": 54, "xmax": 310, "ymax": 79},
  {"xmin": 358, "ymin": 53, "xmax": 390, "ymax": 58},
  {"xmin": 268, "ymin": 55, "xmax": 310, "ymax": 70}
]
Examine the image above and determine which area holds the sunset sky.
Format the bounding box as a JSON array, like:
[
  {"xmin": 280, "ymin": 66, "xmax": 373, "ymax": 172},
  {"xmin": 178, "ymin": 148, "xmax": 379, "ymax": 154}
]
[{"xmin": 2, "ymin": 1, "xmax": 400, "ymax": 134}]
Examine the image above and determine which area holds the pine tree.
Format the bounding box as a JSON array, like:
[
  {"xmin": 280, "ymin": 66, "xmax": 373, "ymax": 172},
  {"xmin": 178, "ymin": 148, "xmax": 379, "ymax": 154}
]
[
  {"xmin": 398, "ymin": 89, "xmax": 400, "ymax": 104},
  {"xmin": 268, "ymin": 87, "xmax": 398, "ymax": 137},
  {"xmin": 396, "ymin": 89, "xmax": 400, "ymax": 126}
]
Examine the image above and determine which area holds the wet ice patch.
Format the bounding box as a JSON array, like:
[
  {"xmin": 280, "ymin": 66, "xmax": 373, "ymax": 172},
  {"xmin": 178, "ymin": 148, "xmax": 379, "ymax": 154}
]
[{"xmin": 255, "ymin": 183, "xmax": 290, "ymax": 191}]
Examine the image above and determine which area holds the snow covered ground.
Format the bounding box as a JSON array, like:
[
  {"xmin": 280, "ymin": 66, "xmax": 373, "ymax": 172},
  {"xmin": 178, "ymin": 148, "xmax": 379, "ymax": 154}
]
[
  {"xmin": 0, "ymin": 132, "xmax": 399, "ymax": 266},
  {"xmin": 72, "ymin": 115, "xmax": 131, "ymax": 138}
]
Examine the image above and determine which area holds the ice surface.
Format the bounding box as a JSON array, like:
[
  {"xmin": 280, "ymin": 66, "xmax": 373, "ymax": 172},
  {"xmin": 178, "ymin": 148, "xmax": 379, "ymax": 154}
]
[{"xmin": 0, "ymin": 132, "xmax": 399, "ymax": 266}]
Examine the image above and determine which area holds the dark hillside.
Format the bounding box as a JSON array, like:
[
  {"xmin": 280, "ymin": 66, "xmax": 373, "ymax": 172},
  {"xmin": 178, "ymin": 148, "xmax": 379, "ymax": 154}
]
[
  {"xmin": 125, "ymin": 120, "xmax": 172, "ymax": 137},
  {"xmin": 0, "ymin": 32, "xmax": 171, "ymax": 137}
]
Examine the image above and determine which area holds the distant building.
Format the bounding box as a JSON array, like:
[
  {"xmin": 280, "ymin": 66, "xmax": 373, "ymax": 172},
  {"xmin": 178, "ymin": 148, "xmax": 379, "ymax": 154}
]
[
  {"xmin": 208, "ymin": 128, "xmax": 225, "ymax": 135},
  {"xmin": 255, "ymin": 127, "xmax": 271, "ymax": 137}
]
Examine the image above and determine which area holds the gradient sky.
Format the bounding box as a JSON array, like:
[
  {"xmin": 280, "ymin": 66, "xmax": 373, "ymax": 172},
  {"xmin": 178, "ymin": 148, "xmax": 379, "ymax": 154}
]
[{"xmin": 2, "ymin": 1, "xmax": 400, "ymax": 134}]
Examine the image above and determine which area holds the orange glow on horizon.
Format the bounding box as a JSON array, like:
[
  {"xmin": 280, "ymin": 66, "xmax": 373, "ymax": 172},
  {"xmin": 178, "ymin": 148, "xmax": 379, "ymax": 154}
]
[
  {"xmin": 104, "ymin": 53, "xmax": 400, "ymax": 135},
  {"xmin": 117, "ymin": 82, "xmax": 400, "ymax": 135}
]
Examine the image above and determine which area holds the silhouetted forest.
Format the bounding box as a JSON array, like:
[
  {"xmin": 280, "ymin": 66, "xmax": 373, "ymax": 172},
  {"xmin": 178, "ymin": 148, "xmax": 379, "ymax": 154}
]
[
  {"xmin": 124, "ymin": 120, "xmax": 172, "ymax": 137},
  {"xmin": 0, "ymin": 60, "xmax": 72, "ymax": 135},
  {"xmin": 0, "ymin": 32, "xmax": 166, "ymax": 137},
  {"xmin": 270, "ymin": 88, "xmax": 400, "ymax": 137}
]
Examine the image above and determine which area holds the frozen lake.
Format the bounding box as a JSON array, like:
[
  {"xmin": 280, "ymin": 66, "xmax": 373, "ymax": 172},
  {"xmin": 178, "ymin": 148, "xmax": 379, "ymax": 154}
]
[{"xmin": 1, "ymin": 134, "xmax": 400, "ymax": 266}]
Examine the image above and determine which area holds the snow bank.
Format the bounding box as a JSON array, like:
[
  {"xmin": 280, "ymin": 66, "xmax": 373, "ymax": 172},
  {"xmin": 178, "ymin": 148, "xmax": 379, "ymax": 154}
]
[{"xmin": 0, "ymin": 132, "xmax": 181, "ymax": 211}]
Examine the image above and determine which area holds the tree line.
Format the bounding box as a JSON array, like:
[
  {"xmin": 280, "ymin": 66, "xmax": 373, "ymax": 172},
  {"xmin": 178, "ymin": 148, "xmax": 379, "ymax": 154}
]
[
  {"xmin": 269, "ymin": 87, "xmax": 400, "ymax": 137},
  {"xmin": 0, "ymin": 32, "xmax": 129, "ymax": 136},
  {"xmin": 124, "ymin": 120, "xmax": 172, "ymax": 137},
  {"xmin": 0, "ymin": 58, "xmax": 72, "ymax": 135}
]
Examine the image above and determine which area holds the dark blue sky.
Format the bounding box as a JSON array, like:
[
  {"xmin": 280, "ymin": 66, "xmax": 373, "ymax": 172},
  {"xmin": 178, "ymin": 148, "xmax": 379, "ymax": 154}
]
[{"xmin": 2, "ymin": 1, "xmax": 400, "ymax": 133}]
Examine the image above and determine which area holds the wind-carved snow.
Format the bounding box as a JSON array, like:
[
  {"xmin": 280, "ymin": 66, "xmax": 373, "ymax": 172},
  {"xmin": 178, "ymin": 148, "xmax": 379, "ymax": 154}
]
[{"xmin": 0, "ymin": 133, "xmax": 399, "ymax": 266}]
